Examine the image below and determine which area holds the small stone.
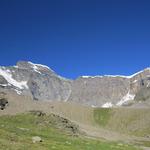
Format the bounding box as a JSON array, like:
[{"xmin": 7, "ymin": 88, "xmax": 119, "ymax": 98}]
[
  {"xmin": 32, "ymin": 136, "xmax": 42, "ymax": 143},
  {"xmin": 18, "ymin": 127, "xmax": 29, "ymax": 131},
  {"xmin": 65, "ymin": 141, "xmax": 71, "ymax": 145}
]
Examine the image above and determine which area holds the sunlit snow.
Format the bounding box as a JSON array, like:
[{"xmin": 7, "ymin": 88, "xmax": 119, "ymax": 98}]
[
  {"xmin": 0, "ymin": 68, "xmax": 28, "ymax": 89},
  {"xmin": 101, "ymin": 102, "xmax": 113, "ymax": 108},
  {"xmin": 116, "ymin": 91, "xmax": 135, "ymax": 106}
]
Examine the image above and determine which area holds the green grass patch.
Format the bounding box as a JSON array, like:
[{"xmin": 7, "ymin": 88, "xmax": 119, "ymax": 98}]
[
  {"xmin": 0, "ymin": 113, "xmax": 140, "ymax": 150},
  {"xmin": 93, "ymin": 108, "xmax": 112, "ymax": 126},
  {"xmin": 93, "ymin": 108, "xmax": 150, "ymax": 138}
]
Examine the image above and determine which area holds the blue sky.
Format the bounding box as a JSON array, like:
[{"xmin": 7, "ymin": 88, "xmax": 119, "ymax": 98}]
[{"xmin": 0, "ymin": 0, "xmax": 150, "ymax": 79}]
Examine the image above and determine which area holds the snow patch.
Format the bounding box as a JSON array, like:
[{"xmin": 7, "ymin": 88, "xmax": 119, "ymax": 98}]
[
  {"xmin": 0, "ymin": 68, "xmax": 28, "ymax": 89},
  {"xmin": 132, "ymin": 80, "xmax": 137, "ymax": 83},
  {"xmin": 116, "ymin": 91, "xmax": 135, "ymax": 106},
  {"xmin": 6, "ymin": 69, "xmax": 11, "ymax": 73},
  {"xmin": 81, "ymin": 76, "xmax": 103, "ymax": 78},
  {"xmin": 35, "ymin": 64, "xmax": 50, "ymax": 69},
  {"xmin": 102, "ymin": 102, "xmax": 113, "ymax": 108},
  {"xmin": 91, "ymin": 105, "xmax": 97, "ymax": 108},
  {"xmin": 0, "ymin": 84, "xmax": 9, "ymax": 87},
  {"xmin": 14, "ymin": 89, "xmax": 22, "ymax": 95},
  {"xmin": 81, "ymin": 68, "xmax": 150, "ymax": 79},
  {"xmin": 32, "ymin": 65, "xmax": 42, "ymax": 74},
  {"xmin": 127, "ymin": 68, "xmax": 150, "ymax": 78},
  {"xmin": 147, "ymin": 82, "xmax": 150, "ymax": 87},
  {"xmin": 127, "ymin": 70, "xmax": 144, "ymax": 78},
  {"xmin": 28, "ymin": 61, "xmax": 56, "ymax": 74},
  {"xmin": 81, "ymin": 76, "xmax": 91, "ymax": 78},
  {"xmin": 81, "ymin": 75, "xmax": 137, "ymax": 79},
  {"xmin": 29, "ymin": 62, "xmax": 69, "ymax": 81},
  {"xmin": 104, "ymin": 75, "xmax": 129, "ymax": 78},
  {"xmin": 13, "ymin": 66, "xmax": 18, "ymax": 68},
  {"xmin": 57, "ymin": 75, "xmax": 71, "ymax": 81},
  {"xmin": 27, "ymin": 62, "xmax": 42, "ymax": 74},
  {"xmin": 28, "ymin": 61, "xmax": 54, "ymax": 71}
]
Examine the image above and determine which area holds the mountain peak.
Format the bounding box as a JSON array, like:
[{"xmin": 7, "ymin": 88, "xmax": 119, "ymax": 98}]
[{"xmin": 16, "ymin": 61, "xmax": 55, "ymax": 74}]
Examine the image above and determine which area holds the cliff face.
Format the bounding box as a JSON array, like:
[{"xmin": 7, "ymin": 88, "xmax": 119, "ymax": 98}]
[
  {"xmin": 69, "ymin": 76, "xmax": 130, "ymax": 106},
  {"xmin": 0, "ymin": 61, "xmax": 150, "ymax": 107},
  {"xmin": 0, "ymin": 61, "xmax": 72, "ymax": 101},
  {"xmin": 70, "ymin": 69, "xmax": 150, "ymax": 107}
]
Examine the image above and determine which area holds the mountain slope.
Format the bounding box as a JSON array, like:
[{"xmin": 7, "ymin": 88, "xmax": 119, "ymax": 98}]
[
  {"xmin": 0, "ymin": 61, "xmax": 72, "ymax": 101},
  {"xmin": 0, "ymin": 61, "xmax": 150, "ymax": 108}
]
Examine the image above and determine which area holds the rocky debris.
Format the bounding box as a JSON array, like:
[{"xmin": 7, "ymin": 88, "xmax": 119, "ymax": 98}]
[
  {"xmin": 32, "ymin": 136, "xmax": 42, "ymax": 143},
  {"xmin": 29, "ymin": 110, "xmax": 46, "ymax": 116},
  {"xmin": 48, "ymin": 113, "xmax": 79, "ymax": 135},
  {"xmin": 0, "ymin": 98, "xmax": 8, "ymax": 110},
  {"xmin": 29, "ymin": 111, "xmax": 79, "ymax": 135}
]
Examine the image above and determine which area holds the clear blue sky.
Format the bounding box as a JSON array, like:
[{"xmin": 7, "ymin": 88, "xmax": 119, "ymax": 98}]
[{"xmin": 0, "ymin": 0, "xmax": 150, "ymax": 79}]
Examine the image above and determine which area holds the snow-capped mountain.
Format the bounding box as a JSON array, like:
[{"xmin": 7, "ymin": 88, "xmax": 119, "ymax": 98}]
[
  {"xmin": 0, "ymin": 61, "xmax": 72, "ymax": 101},
  {"xmin": 0, "ymin": 61, "xmax": 150, "ymax": 108}
]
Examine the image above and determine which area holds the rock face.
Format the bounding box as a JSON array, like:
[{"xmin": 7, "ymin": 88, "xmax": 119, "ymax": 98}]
[
  {"xmin": 69, "ymin": 76, "xmax": 130, "ymax": 106},
  {"xmin": 0, "ymin": 61, "xmax": 72, "ymax": 101},
  {"xmin": 0, "ymin": 61, "xmax": 150, "ymax": 107},
  {"xmin": 69, "ymin": 69, "xmax": 150, "ymax": 107}
]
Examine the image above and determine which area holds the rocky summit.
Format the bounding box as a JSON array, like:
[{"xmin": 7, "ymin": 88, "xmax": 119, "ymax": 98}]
[{"xmin": 0, "ymin": 61, "xmax": 150, "ymax": 108}]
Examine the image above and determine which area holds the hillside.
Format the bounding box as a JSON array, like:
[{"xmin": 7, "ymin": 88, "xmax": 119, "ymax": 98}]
[
  {"xmin": 0, "ymin": 92, "xmax": 150, "ymax": 149},
  {"xmin": 93, "ymin": 108, "xmax": 150, "ymax": 139},
  {"xmin": 0, "ymin": 112, "xmax": 141, "ymax": 150}
]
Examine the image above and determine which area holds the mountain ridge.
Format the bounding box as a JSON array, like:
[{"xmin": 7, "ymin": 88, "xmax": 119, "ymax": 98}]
[{"xmin": 0, "ymin": 61, "xmax": 150, "ymax": 108}]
